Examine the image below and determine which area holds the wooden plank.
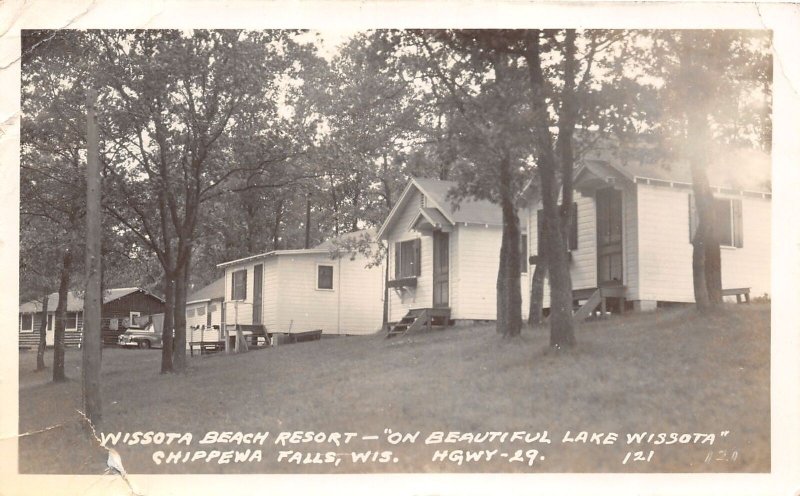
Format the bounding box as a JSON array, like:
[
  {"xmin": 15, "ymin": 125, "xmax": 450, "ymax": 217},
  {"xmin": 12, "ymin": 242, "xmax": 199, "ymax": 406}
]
[{"xmin": 573, "ymin": 289, "xmax": 602, "ymax": 322}]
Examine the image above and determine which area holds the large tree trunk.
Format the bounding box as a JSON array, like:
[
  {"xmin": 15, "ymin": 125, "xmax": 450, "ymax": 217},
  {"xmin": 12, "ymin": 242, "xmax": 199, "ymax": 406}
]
[
  {"xmin": 496, "ymin": 160, "xmax": 523, "ymax": 337},
  {"xmin": 528, "ymin": 250, "xmax": 548, "ymax": 327},
  {"xmin": 35, "ymin": 293, "xmax": 48, "ymax": 371},
  {"xmin": 524, "ymin": 29, "xmax": 577, "ymax": 349},
  {"xmin": 684, "ymin": 33, "xmax": 722, "ymax": 309},
  {"xmin": 172, "ymin": 261, "xmax": 189, "ymax": 372},
  {"xmin": 52, "ymin": 247, "xmax": 72, "ymax": 382},
  {"xmin": 160, "ymin": 272, "xmax": 175, "ymax": 373}
]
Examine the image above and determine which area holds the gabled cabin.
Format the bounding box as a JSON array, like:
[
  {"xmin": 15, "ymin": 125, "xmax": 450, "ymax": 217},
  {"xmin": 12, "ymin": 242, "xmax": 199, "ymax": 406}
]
[
  {"xmin": 18, "ymin": 287, "xmax": 165, "ymax": 347},
  {"xmin": 216, "ymin": 230, "xmax": 384, "ymax": 336},
  {"xmin": 529, "ymin": 147, "xmax": 771, "ymax": 311},
  {"xmin": 377, "ymin": 177, "xmax": 529, "ymax": 328}
]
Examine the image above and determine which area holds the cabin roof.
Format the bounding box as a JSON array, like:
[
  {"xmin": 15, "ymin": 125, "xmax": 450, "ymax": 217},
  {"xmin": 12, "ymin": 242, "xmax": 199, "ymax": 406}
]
[
  {"xmin": 580, "ymin": 142, "xmax": 771, "ymax": 193},
  {"xmin": 217, "ymin": 229, "xmax": 376, "ymax": 269},
  {"xmin": 19, "ymin": 287, "xmax": 164, "ymax": 314},
  {"xmin": 378, "ymin": 177, "xmax": 505, "ymax": 239},
  {"xmin": 186, "ymin": 277, "xmax": 225, "ymax": 304}
]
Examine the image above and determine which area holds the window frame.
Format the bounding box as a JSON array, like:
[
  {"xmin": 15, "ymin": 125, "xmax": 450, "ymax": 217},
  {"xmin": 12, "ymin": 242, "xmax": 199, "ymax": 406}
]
[
  {"xmin": 688, "ymin": 195, "xmax": 743, "ymax": 249},
  {"xmin": 394, "ymin": 238, "xmax": 421, "ymax": 279},
  {"xmin": 231, "ymin": 269, "xmax": 248, "ymax": 300},
  {"xmin": 66, "ymin": 311, "xmax": 78, "ymax": 330},
  {"xmin": 316, "ymin": 264, "xmax": 335, "ymax": 291},
  {"xmin": 20, "ymin": 313, "xmax": 33, "ymax": 332}
]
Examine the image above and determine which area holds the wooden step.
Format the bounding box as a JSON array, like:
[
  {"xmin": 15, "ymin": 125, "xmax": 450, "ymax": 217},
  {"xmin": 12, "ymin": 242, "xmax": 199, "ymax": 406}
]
[{"xmin": 387, "ymin": 308, "xmax": 451, "ymax": 338}]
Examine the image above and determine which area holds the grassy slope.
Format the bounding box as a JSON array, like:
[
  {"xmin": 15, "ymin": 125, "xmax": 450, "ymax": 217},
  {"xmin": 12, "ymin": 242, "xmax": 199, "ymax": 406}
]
[{"xmin": 18, "ymin": 304, "xmax": 770, "ymax": 474}]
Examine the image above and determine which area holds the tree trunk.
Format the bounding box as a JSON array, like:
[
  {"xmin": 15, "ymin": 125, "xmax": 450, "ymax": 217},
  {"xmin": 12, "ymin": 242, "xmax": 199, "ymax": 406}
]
[
  {"xmin": 528, "ymin": 252, "xmax": 548, "ymax": 327},
  {"xmin": 35, "ymin": 293, "xmax": 48, "ymax": 371},
  {"xmin": 172, "ymin": 261, "xmax": 188, "ymax": 372},
  {"xmin": 52, "ymin": 247, "xmax": 72, "ymax": 382},
  {"xmin": 160, "ymin": 273, "xmax": 175, "ymax": 373},
  {"xmin": 496, "ymin": 156, "xmax": 523, "ymax": 337},
  {"xmin": 684, "ymin": 33, "xmax": 722, "ymax": 309},
  {"xmin": 524, "ymin": 29, "xmax": 576, "ymax": 349}
]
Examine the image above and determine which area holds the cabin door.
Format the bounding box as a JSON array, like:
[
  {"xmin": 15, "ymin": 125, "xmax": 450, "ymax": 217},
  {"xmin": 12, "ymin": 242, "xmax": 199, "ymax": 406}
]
[
  {"xmin": 596, "ymin": 188, "xmax": 623, "ymax": 287},
  {"xmin": 252, "ymin": 263, "xmax": 263, "ymax": 325},
  {"xmin": 432, "ymin": 230, "xmax": 449, "ymax": 308}
]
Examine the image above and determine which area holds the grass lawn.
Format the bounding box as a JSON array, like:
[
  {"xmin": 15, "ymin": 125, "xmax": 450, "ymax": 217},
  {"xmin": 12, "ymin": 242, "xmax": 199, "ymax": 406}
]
[{"xmin": 18, "ymin": 304, "xmax": 769, "ymax": 475}]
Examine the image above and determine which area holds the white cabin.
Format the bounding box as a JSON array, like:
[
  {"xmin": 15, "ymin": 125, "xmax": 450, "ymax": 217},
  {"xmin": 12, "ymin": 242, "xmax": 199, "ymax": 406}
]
[
  {"xmin": 377, "ymin": 177, "xmax": 529, "ymax": 324},
  {"xmin": 530, "ymin": 147, "xmax": 771, "ymax": 310},
  {"xmin": 216, "ymin": 231, "xmax": 384, "ymax": 335},
  {"xmin": 183, "ymin": 277, "xmax": 225, "ymax": 346}
]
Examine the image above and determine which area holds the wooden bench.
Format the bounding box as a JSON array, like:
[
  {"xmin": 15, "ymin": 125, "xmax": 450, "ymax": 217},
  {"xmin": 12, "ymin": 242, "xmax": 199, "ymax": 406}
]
[{"xmin": 722, "ymin": 287, "xmax": 750, "ymax": 304}]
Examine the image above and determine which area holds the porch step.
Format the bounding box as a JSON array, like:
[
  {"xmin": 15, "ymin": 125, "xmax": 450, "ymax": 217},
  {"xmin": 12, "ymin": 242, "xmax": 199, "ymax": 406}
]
[
  {"xmin": 387, "ymin": 308, "xmax": 451, "ymax": 338},
  {"xmin": 572, "ymin": 286, "xmax": 626, "ymax": 322}
]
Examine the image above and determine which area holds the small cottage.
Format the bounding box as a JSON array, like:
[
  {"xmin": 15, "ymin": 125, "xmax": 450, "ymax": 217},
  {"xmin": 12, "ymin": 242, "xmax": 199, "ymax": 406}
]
[
  {"xmin": 18, "ymin": 287, "xmax": 165, "ymax": 347},
  {"xmin": 529, "ymin": 146, "xmax": 771, "ymax": 311},
  {"xmin": 216, "ymin": 230, "xmax": 384, "ymax": 336},
  {"xmin": 377, "ymin": 177, "xmax": 529, "ymax": 326},
  {"xmin": 186, "ymin": 277, "xmax": 225, "ymax": 329}
]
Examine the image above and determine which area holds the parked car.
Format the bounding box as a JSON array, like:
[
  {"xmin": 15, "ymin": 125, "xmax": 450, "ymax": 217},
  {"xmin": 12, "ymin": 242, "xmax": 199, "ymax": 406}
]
[{"xmin": 118, "ymin": 322, "xmax": 162, "ymax": 349}]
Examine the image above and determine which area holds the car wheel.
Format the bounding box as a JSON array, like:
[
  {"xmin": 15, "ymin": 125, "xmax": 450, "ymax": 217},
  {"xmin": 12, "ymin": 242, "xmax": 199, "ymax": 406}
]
[{"xmin": 138, "ymin": 340, "xmax": 151, "ymax": 349}]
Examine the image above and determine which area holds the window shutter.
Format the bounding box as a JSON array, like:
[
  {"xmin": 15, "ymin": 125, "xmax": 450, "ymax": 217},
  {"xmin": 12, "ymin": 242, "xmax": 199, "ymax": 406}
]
[
  {"xmin": 243, "ymin": 270, "xmax": 248, "ymax": 300},
  {"xmin": 688, "ymin": 194, "xmax": 698, "ymax": 242},
  {"xmin": 536, "ymin": 209, "xmax": 544, "ymax": 256},
  {"xmin": 394, "ymin": 242, "xmax": 400, "ymax": 279},
  {"xmin": 231, "ymin": 273, "xmax": 235, "ymax": 299},
  {"xmin": 569, "ymin": 202, "xmax": 578, "ymax": 251},
  {"xmin": 733, "ymin": 199, "xmax": 743, "ymax": 248},
  {"xmin": 414, "ymin": 238, "xmax": 422, "ymax": 276}
]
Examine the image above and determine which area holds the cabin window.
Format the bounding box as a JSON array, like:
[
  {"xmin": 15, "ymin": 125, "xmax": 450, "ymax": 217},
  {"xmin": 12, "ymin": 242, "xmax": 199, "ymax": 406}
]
[
  {"xmin": 520, "ymin": 234, "xmax": 528, "ymax": 273},
  {"xmin": 689, "ymin": 195, "xmax": 743, "ymax": 248},
  {"xmin": 66, "ymin": 312, "xmax": 77, "ymax": 329},
  {"xmin": 186, "ymin": 308, "xmax": 195, "ymax": 318},
  {"xmin": 535, "ymin": 204, "xmax": 578, "ymax": 255},
  {"xmin": 395, "ymin": 238, "xmax": 421, "ymax": 279},
  {"xmin": 110, "ymin": 318, "xmax": 118, "ymax": 331},
  {"xmin": 317, "ymin": 265, "xmax": 334, "ymax": 290},
  {"xmin": 231, "ymin": 269, "xmax": 247, "ymax": 300},
  {"xmin": 130, "ymin": 311, "xmax": 141, "ymax": 325},
  {"xmin": 196, "ymin": 306, "xmax": 205, "ymax": 316},
  {"xmin": 209, "ymin": 304, "xmax": 217, "ymax": 313},
  {"xmin": 21, "ymin": 314, "xmax": 33, "ymax": 331}
]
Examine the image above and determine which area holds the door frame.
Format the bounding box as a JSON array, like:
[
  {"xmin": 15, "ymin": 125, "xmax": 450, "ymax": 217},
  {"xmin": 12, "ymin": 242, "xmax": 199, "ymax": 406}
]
[
  {"xmin": 432, "ymin": 230, "xmax": 450, "ymax": 308},
  {"xmin": 595, "ymin": 187, "xmax": 625, "ymax": 288}
]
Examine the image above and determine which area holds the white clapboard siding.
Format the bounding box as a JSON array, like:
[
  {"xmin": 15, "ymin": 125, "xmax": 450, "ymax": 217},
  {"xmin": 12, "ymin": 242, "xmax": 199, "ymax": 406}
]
[
  {"xmin": 719, "ymin": 195, "xmax": 771, "ymax": 298},
  {"xmin": 532, "ymin": 192, "xmax": 598, "ymax": 307},
  {"xmin": 455, "ymin": 225, "xmax": 504, "ymax": 320},
  {"xmin": 223, "ymin": 261, "xmax": 256, "ymax": 325},
  {"xmin": 386, "ymin": 188, "xmax": 433, "ymax": 322},
  {"xmin": 636, "ymin": 185, "xmax": 771, "ymax": 302},
  {"xmin": 262, "ymin": 258, "xmax": 280, "ymax": 331},
  {"xmin": 623, "ymin": 184, "xmax": 640, "ymax": 300},
  {"xmin": 273, "ymin": 254, "xmax": 339, "ymax": 333},
  {"xmin": 338, "ymin": 254, "xmax": 385, "ymax": 334},
  {"xmin": 185, "ymin": 301, "xmax": 223, "ymax": 330},
  {"xmin": 636, "ymin": 185, "xmax": 696, "ymax": 302}
]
